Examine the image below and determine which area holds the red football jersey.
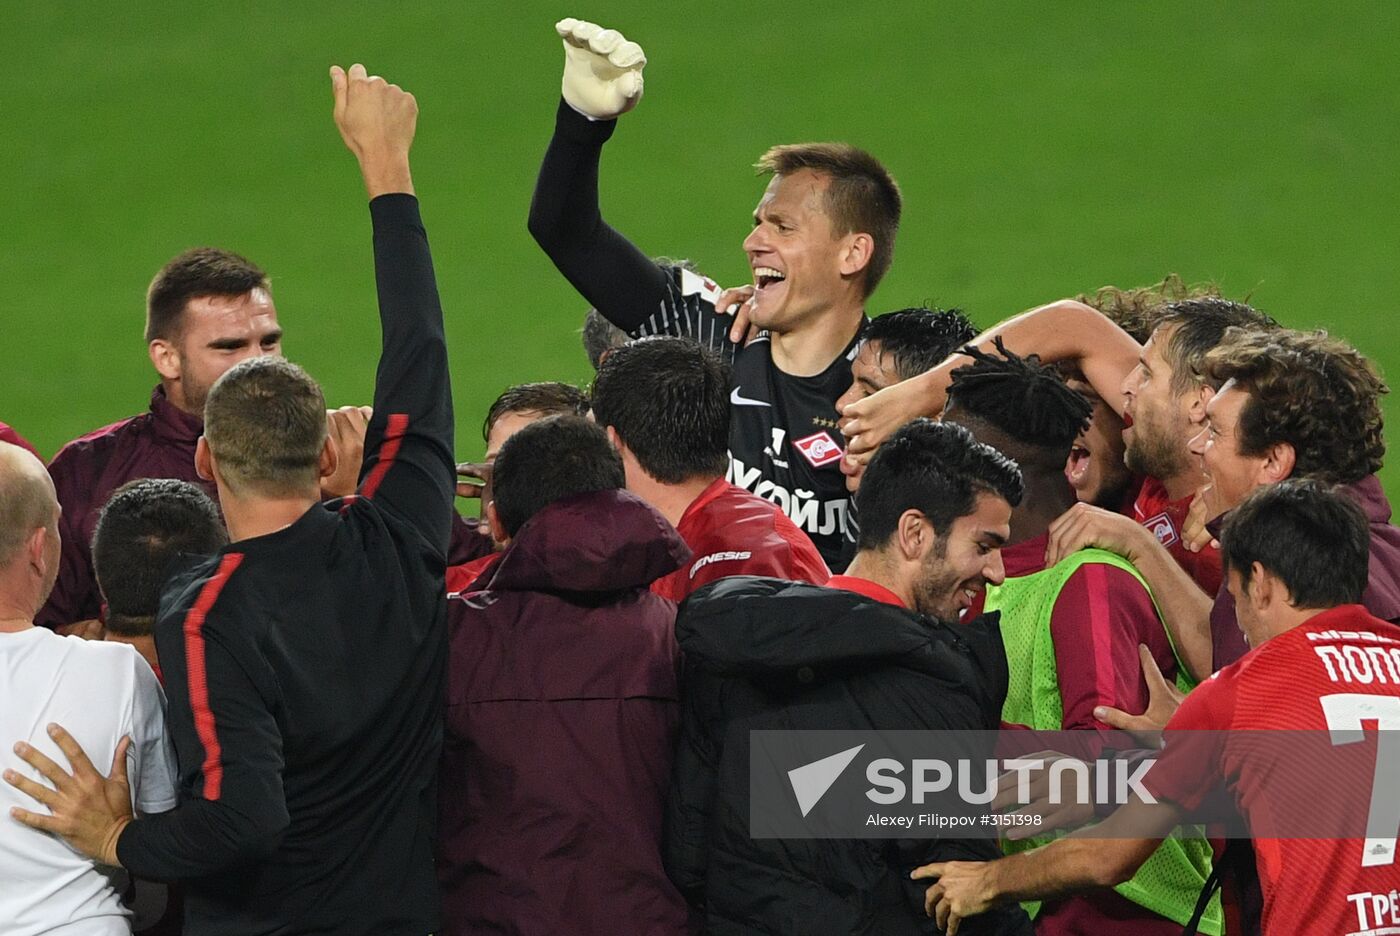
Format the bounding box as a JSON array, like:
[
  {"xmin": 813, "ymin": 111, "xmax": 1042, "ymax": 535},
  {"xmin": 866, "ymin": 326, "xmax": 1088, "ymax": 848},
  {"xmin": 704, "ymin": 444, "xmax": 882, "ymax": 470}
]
[
  {"xmin": 1145, "ymin": 605, "xmax": 1400, "ymax": 935},
  {"xmin": 652, "ymin": 478, "xmax": 830, "ymax": 602},
  {"xmin": 1133, "ymin": 476, "xmax": 1223, "ymax": 597}
]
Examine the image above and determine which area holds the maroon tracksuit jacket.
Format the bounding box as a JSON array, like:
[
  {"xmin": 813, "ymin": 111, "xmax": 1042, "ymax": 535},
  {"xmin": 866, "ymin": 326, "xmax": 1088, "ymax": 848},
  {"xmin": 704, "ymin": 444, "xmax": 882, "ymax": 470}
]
[
  {"xmin": 41, "ymin": 387, "xmax": 213, "ymax": 629},
  {"xmin": 439, "ymin": 488, "xmax": 692, "ymax": 936}
]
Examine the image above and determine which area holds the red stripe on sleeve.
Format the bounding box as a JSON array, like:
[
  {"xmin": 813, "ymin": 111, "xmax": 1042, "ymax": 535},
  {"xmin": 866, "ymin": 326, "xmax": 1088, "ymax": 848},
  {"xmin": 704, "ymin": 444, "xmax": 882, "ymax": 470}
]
[
  {"xmin": 183, "ymin": 552, "xmax": 245, "ymax": 801},
  {"xmin": 1079, "ymin": 564, "xmax": 1119, "ymax": 710},
  {"xmin": 359, "ymin": 413, "xmax": 410, "ymax": 500}
]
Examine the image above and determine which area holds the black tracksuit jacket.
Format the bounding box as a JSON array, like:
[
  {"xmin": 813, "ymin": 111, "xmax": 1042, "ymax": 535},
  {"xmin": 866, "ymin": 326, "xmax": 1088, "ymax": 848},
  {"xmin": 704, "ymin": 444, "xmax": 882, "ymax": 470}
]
[{"xmin": 117, "ymin": 194, "xmax": 454, "ymax": 936}]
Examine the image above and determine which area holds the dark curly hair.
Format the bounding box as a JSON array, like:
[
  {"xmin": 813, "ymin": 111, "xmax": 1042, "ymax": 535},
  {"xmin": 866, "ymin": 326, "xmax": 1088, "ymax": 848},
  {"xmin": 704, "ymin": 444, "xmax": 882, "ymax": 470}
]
[
  {"xmin": 945, "ymin": 338, "xmax": 1092, "ymax": 460},
  {"xmin": 93, "ymin": 478, "xmax": 227, "ymax": 636},
  {"xmin": 1203, "ymin": 328, "xmax": 1387, "ymax": 485},
  {"xmin": 1075, "ymin": 273, "xmax": 1222, "ymax": 344}
]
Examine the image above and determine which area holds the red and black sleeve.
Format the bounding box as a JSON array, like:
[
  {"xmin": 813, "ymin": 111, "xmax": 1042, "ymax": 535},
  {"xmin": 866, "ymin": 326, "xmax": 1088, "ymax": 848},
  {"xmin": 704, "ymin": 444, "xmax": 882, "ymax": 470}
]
[
  {"xmin": 355, "ymin": 194, "xmax": 455, "ymax": 560},
  {"xmin": 117, "ymin": 556, "xmax": 289, "ymax": 879}
]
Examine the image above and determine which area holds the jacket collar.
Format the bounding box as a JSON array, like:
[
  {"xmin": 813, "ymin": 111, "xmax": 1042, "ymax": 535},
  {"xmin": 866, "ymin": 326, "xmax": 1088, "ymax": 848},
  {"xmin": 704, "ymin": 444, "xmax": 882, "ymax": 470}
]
[
  {"xmin": 825, "ymin": 574, "xmax": 906, "ymax": 608},
  {"xmin": 485, "ymin": 489, "xmax": 689, "ymax": 594},
  {"xmin": 149, "ymin": 385, "xmax": 204, "ymax": 447}
]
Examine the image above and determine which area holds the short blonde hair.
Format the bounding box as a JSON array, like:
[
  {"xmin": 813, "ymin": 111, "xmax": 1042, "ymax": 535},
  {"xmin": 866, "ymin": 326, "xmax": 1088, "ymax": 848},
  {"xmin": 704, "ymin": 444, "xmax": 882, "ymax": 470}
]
[{"xmin": 204, "ymin": 357, "xmax": 326, "ymax": 497}]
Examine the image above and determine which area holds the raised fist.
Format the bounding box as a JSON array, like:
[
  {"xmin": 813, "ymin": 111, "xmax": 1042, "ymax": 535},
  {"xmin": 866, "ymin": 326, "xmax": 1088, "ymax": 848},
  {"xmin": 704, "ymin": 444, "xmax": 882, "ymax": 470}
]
[
  {"xmin": 330, "ymin": 64, "xmax": 417, "ymax": 197},
  {"xmin": 556, "ymin": 18, "xmax": 646, "ymax": 120}
]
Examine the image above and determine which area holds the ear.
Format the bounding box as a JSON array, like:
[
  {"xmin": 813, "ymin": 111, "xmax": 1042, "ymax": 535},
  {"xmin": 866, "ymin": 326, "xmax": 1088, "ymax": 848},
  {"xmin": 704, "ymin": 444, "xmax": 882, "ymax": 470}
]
[
  {"xmin": 838, "ymin": 232, "xmax": 875, "ymax": 279},
  {"xmin": 1249, "ymin": 561, "xmax": 1276, "ymax": 610},
  {"xmin": 195, "ymin": 436, "xmax": 215, "ymax": 483},
  {"xmin": 318, "ymin": 435, "xmax": 338, "ymax": 482},
  {"xmin": 25, "ymin": 525, "xmax": 48, "ymax": 575},
  {"xmin": 1259, "ymin": 442, "xmax": 1296, "ymax": 484},
  {"xmin": 149, "ymin": 338, "xmax": 182, "ymax": 382},
  {"xmin": 606, "ymin": 426, "xmax": 645, "ymax": 486},
  {"xmin": 486, "ymin": 500, "xmax": 509, "ymax": 547},
  {"xmin": 1186, "ymin": 383, "xmax": 1215, "ymax": 427},
  {"xmin": 895, "ymin": 509, "xmax": 929, "ymax": 561}
]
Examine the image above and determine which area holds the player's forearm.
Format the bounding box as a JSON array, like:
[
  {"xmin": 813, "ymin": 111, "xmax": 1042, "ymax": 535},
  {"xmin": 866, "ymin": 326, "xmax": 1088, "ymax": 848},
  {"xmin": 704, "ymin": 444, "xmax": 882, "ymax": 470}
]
[
  {"xmin": 901, "ymin": 365, "xmax": 957, "ymax": 419},
  {"xmin": 369, "ymin": 194, "xmax": 450, "ymax": 418},
  {"xmin": 528, "ymin": 98, "xmax": 615, "ymax": 249},
  {"xmin": 527, "ymin": 99, "xmax": 669, "ymax": 331},
  {"xmin": 364, "ymin": 194, "xmax": 455, "ymax": 543},
  {"xmin": 960, "ymin": 300, "xmax": 1140, "ymax": 417},
  {"xmin": 899, "ymin": 300, "xmax": 1137, "ymax": 420},
  {"xmin": 1125, "ymin": 539, "xmax": 1216, "ymax": 681},
  {"xmin": 117, "ymin": 797, "xmax": 288, "ymax": 881},
  {"xmin": 984, "ymin": 835, "xmax": 1131, "ymax": 904}
]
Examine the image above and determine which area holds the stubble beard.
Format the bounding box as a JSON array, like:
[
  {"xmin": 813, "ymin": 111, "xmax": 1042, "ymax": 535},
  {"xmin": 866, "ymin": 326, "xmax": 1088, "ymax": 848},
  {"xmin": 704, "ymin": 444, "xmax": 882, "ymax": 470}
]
[{"xmin": 1124, "ymin": 416, "xmax": 1189, "ymax": 483}]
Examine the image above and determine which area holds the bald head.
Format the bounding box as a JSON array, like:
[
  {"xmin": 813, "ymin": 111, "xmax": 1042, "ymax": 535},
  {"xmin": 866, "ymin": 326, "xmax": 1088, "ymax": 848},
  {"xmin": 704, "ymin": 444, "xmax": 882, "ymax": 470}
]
[
  {"xmin": 0, "ymin": 442, "xmax": 58, "ymax": 569},
  {"xmin": 0, "ymin": 445, "xmax": 61, "ymax": 631}
]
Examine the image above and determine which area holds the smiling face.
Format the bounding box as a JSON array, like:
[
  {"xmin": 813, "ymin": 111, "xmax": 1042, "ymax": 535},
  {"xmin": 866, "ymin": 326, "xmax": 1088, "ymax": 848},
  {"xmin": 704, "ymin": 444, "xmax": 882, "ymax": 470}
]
[
  {"xmin": 155, "ymin": 289, "xmax": 284, "ymax": 415},
  {"xmin": 743, "ymin": 169, "xmax": 857, "ymax": 334},
  {"xmin": 1190, "ymin": 380, "xmax": 1273, "ymax": 519},
  {"xmin": 911, "ymin": 491, "xmax": 1011, "ymax": 621},
  {"xmin": 1119, "ymin": 326, "xmax": 1196, "ymax": 483}
]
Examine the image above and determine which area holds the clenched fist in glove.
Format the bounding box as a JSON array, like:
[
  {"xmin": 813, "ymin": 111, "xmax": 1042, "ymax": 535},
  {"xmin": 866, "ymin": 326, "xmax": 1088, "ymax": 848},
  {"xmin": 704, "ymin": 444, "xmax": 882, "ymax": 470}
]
[{"xmin": 556, "ymin": 18, "xmax": 646, "ymax": 119}]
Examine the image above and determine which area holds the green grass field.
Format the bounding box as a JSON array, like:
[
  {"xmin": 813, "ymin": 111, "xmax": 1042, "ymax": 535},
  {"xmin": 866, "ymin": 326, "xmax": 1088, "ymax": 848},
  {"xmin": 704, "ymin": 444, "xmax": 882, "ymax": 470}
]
[{"xmin": 5, "ymin": 2, "xmax": 1398, "ymax": 493}]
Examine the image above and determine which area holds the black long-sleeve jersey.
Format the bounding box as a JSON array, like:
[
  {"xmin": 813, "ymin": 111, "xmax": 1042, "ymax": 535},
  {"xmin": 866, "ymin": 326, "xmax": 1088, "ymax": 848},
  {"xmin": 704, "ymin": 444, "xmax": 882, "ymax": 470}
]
[
  {"xmin": 117, "ymin": 194, "xmax": 454, "ymax": 936},
  {"xmin": 530, "ymin": 99, "xmax": 859, "ymax": 571}
]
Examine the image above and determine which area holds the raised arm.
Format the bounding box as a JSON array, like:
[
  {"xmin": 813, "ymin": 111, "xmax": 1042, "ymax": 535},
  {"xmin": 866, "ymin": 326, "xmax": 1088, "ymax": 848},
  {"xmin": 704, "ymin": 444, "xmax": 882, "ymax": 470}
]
[
  {"xmin": 842, "ymin": 300, "xmax": 1143, "ymax": 461},
  {"xmin": 330, "ymin": 65, "xmax": 455, "ymax": 557},
  {"xmin": 527, "ymin": 19, "xmax": 671, "ymax": 332}
]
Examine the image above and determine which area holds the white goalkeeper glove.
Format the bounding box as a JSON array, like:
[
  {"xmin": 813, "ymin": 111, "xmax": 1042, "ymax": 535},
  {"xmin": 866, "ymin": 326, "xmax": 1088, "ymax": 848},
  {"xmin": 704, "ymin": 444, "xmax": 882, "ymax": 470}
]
[{"xmin": 555, "ymin": 18, "xmax": 646, "ymax": 120}]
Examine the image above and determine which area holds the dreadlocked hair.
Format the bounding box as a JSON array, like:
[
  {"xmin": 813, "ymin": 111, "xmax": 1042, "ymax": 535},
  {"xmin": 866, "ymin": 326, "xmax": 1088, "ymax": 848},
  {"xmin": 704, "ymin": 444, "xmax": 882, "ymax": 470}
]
[{"xmin": 947, "ymin": 337, "xmax": 1093, "ymax": 454}]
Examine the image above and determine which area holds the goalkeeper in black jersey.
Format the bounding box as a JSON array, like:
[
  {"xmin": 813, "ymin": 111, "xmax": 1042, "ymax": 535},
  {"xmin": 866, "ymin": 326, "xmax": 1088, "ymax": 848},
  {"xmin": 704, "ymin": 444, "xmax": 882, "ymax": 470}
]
[{"xmin": 529, "ymin": 18, "xmax": 902, "ymax": 571}]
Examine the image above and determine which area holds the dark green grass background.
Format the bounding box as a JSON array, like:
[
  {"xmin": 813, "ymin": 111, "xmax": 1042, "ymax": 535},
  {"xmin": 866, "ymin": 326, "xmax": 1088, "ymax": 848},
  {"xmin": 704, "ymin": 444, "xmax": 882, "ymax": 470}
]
[{"xmin": 4, "ymin": 3, "xmax": 1397, "ymax": 492}]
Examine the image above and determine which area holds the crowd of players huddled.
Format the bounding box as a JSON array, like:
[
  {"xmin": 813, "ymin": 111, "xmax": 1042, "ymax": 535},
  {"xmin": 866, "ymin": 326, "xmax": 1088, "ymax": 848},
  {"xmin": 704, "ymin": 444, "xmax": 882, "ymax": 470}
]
[{"xmin": 1, "ymin": 17, "xmax": 1397, "ymax": 936}]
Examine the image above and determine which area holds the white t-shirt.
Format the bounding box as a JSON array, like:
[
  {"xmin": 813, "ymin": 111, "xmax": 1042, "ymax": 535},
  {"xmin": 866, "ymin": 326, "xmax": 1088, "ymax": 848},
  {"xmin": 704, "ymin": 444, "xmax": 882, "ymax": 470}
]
[{"xmin": 0, "ymin": 627, "xmax": 178, "ymax": 936}]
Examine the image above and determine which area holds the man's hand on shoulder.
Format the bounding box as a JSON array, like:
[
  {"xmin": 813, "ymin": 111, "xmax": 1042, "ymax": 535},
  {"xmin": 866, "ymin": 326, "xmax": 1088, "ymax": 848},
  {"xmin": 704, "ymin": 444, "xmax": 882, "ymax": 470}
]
[
  {"xmin": 1044, "ymin": 502, "xmax": 1157, "ymax": 567},
  {"xmin": 330, "ymin": 63, "xmax": 417, "ymax": 199},
  {"xmin": 556, "ymin": 18, "xmax": 646, "ymax": 119}
]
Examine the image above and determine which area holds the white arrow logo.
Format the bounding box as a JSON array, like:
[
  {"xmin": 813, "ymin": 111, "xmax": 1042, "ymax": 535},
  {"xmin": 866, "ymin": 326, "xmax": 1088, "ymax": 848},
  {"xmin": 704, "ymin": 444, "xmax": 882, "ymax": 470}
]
[{"xmin": 787, "ymin": 744, "xmax": 865, "ymax": 817}]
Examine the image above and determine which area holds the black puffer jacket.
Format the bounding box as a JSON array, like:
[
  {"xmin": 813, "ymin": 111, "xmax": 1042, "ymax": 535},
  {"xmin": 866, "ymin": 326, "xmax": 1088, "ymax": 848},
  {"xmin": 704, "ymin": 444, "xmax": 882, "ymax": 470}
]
[{"xmin": 663, "ymin": 576, "xmax": 1032, "ymax": 936}]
